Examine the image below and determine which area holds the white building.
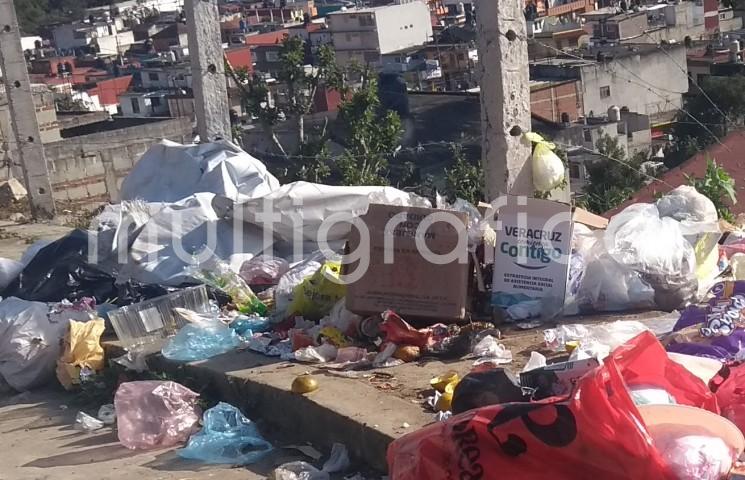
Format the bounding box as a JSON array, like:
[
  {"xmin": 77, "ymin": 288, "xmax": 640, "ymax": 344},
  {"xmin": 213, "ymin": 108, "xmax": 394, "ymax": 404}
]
[
  {"xmin": 328, "ymin": 2, "xmax": 433, "ymax": 66},
  {"xmin": 52, "ymin": 20, "xmax": 135, "ymax": 54},
  {"xmin": 119, "ymin": 91, "xmax": 170, "ymax": 117},
  {"xmin": 140, "ymin": 65, "xmax": 192, "ymax": 90}
]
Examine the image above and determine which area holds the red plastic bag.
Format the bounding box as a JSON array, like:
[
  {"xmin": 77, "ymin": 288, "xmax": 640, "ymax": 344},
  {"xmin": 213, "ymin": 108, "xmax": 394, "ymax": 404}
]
[
  {"xmin": 379, "ymin": 310, "xmax": 434, "ymax": 349},
  {"xmin": 610, "ymin": 331, "xmax": 719, "ymax": 413},
  {"xmin": 388, "ymin": 359, "xmax": 676, "ymax": 480},
  {"xmin": 710, "ymin": 362, "xmax": 745, "ymax": 433}
]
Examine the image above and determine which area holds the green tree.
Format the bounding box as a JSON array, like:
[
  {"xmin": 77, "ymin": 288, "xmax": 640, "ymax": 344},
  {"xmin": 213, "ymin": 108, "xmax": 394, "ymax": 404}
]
[
  {"xmin": 444, "ymin": 143, "xmax": 483, "ymax": 204},
  {"xmin": 579, "ymin": 133, "xmax": 648, "ymax": 214},
  {"xmin": 229, "ymin": 36, "xmax": 344, "ymax": 182},
  {"xmin": 336, "ymin": 74, "xmax": 403, "ymax": 186},
  {"xmin": 686, "ymin": 157, "xmax": 737, "ymax": 222},
  {"xmin": 669, "ymin": 76, "xmax": 745, "ymax": 167}
]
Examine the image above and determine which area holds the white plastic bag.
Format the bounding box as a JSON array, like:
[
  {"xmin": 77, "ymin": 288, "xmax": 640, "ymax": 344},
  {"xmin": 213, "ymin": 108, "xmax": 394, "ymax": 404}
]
[
  {"xmin": 471, "ymin": 335, "xmax": 512, "ymax": 365},
  {"xmin": 526, "ymin": 132, "xmax": 565, "ymax": 192},
  {"xmin": 652, "ymin": 432, "xmax": 734, "ymax": 480},
  {"xmin": 0, "ymin": 258, "xmax": 23, "ymax": 290},
  {"xmin": 0, "ymin": 297, "xmax": 67, "ymax": 391}
]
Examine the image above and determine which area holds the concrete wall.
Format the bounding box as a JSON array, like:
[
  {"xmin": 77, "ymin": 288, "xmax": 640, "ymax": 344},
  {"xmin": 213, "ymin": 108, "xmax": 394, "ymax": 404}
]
[
  {"xmin": 579, "ymin": 46, "xmax": 687, "ymax": 118},
  {"xmin": 35, "ymin": 118, "xmax": 192, "ymax": 207}
]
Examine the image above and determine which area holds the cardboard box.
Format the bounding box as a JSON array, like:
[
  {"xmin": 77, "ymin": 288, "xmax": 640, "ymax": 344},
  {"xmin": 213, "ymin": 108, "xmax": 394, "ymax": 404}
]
[
  {"xmin": 492, "ymin": 196, "xmax": 574, "ymax": 304},
  {"xmin": 344, "ymin": 204, "xmax": 470, "ymax": 320}
]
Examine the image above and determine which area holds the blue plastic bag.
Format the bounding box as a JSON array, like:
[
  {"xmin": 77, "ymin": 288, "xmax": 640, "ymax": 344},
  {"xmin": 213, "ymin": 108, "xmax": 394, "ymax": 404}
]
[
  {"xmin": 179, "ymin": 402, "xmax": 273, "ymax": 465},
  {"xmin": 161, "ymin": 324, "xmax": 241, "ymax": 362},
  {"xmin": 230, "ymin": 315, "xmax": 271, "ymax": 336}
]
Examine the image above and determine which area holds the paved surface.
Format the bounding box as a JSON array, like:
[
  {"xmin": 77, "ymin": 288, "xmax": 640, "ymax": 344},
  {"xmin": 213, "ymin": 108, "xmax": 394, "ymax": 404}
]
[{"xmin": 0, "ymin": 390, "xmax": 290, "ymax": 480}]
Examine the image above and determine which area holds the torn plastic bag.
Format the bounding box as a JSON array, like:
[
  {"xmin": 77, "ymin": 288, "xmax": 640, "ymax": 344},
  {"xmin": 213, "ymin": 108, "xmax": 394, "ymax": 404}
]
[
  {"xmin": 0, "ymin": 297, "xmax": 67, "ymax": 391},
  {"xmin": 287, "ymin": 261, "xmax": 345, "ymax": 321},
  {"xmin": 387, "ymin": 357, "xmax": 677, "ymax": 480},
  {"xmin": 56, "ymin": 317, "xmax": 106, "ymax": 390},
  {"xmin": 0, "ymin": 229, "xmax": 173, "ymax": 305},
  {"xmin": 610, "ymin": 331, "xmax": 719, "ymax": 412},
  {"xmin": 656, "ymin": 185, "xmax": 718, "ymax": 224},
  {"xmin": 161, "ymin": 323, "xmax": 241, "ymax": 362},
  {"xmin": 1, "ymin": 229, "xmax": 116, "ymax": 303},
  {"xmin": 119, "ymin": 140, "xmax": 280, "ymax": 203},
  {"xmin": 115, "ymin": 380, "xmax": 200, "ymax": 450},
  {"xmin": 179, "ymin": 402, "xmax": 272, "ymax": 465},
  {"xmin": 653, "ymin": 432, "xmax": 734, "ymax": 480}
]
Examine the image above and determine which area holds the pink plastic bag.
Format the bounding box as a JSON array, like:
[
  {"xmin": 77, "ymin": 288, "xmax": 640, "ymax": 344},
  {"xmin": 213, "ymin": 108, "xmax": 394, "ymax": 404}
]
[{"xmin": 115, "ymin": 381, "xmax": 201, "ymax": 450}]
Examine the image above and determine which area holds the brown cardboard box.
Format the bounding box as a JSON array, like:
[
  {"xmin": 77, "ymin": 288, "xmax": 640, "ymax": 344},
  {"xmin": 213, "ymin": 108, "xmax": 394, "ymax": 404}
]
[{"xmin": 344, "ymin": 204, "xmax": 470, "ymax": 320}]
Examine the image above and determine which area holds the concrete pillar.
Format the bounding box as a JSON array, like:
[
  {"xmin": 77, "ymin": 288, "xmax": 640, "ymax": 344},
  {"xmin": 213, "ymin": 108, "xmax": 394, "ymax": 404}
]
[
  {"xmin": 0, "ymin": 0, "xmax": 56, "ymax": 218},
  {"xmin": 475, "ymin": 0, "xmax": 533, "ymax": 200},
  {"xmin": 185, "ymin": 0, "xmax": 231, "ymax": 142}
]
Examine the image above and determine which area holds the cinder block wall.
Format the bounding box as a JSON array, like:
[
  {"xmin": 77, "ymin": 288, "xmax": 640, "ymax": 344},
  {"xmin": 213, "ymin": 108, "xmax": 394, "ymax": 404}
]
[{"xmin": 39, "ymin": 117, "xmax": 192, "ymax": 208}]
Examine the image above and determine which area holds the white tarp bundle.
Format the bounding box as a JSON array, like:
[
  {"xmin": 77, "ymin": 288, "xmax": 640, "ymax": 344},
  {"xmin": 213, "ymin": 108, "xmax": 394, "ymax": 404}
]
[
  {"xmin": 101, "ymin": 141, "xmax": 429, "ymax": 285},
  {"xmin": 119, "ymin": 140, "xmax": 280, "ymax": 203}
]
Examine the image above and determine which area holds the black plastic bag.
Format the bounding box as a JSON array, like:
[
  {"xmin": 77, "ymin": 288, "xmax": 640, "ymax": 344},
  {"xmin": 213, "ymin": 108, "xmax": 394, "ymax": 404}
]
[{"xmin": 451, "ymin": 368, "xmax": 527, "ymax": 415}]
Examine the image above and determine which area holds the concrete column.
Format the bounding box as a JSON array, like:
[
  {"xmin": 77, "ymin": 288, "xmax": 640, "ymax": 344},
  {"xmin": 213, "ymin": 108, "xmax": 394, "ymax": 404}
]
[
  {"xmin": 0, "ymin": 0, "xmax": 56, "ymax": 218},
  {"xmin": 185, "ymin": 0, "xmax": 231, "ymax": 142},
  {"xmin": 475, "ymin": 0, "xmax": 533, "ymax": 200}
]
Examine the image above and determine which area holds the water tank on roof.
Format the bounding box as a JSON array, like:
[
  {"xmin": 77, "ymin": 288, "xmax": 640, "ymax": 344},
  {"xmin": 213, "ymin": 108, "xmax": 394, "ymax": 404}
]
[{"xmin": 608, "ymin": 105, "xmax": 621, "ymax": 122}]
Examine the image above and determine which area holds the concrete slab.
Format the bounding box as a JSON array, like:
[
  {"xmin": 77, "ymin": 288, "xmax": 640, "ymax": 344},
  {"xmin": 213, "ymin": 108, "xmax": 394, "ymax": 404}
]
[
  {"xmin": 103, "ymin": 308, "xmax": 676, "ymax": 472},
  {"xmin": 0, "ymin": 221, "xmax": 73, "ymax": 260}
]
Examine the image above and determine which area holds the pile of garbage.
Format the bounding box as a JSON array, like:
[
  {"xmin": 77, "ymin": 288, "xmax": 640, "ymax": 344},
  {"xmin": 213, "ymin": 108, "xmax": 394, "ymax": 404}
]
[{"xmin": 4, "ymin": 140, "xmax": 745, "ymax": 477}]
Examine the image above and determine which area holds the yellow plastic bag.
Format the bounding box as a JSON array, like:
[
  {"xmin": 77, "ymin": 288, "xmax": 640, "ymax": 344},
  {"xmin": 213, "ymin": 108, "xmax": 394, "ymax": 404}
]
[
  {"xmin": 56, "ymin": 318, "xmax": 106, "ymax": 390},
  {"xmin": 526, "ymin": 132, "xmax": 565, "ymax": 192},
  {"xmin": 287, "ymin": 261, "xmax": 346, "ymax": 320}
]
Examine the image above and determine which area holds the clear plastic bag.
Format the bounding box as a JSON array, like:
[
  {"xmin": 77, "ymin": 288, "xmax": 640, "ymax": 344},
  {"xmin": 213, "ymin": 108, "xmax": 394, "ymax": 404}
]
[
  {"xmin": 179, "ymin": 402, "xmax": 272, "ymax": 465},
  {"xmin": 161, "ymin": 323, "xmax": 241, "ymax": 362},
  {"xmin": 190, "ymin": 261, "xmax": 267, "ymax": 315},
  {"xmin": 604, "ymin": 203, "xmax": 698, "ymax": 310},
  {"xmin": 115, "ymin": 381, "xmax": 200, "ymax": 450},
  {"xmin": 650, "ymin": 430, "xmax": 734, "ymax": 480}
]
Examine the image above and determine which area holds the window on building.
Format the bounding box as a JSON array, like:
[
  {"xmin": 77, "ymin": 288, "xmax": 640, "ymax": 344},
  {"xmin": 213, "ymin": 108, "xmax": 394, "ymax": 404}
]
[
  {"xmin": 359, "ymin": 14, "xmax": 374, "ymax": 26},
  {"xmin": 569, "ymin": 163, "xmax": 581, "ymax": 179},
  {"xmin": 583, "ymin": 128, "xmax": 592, "ymax": 142},
  {"xmin": 599, "ymin": 85, "xmax": 611, "ymax": 98},
  {"xmin": 151, "ymin": 97, "xmax": 161, "ymax": 107},
  {"xmin": 363, "ymin": 51, "xmax": 379, "ymax": 62},
  {"xmin": 457, "ymin": 53, "xmax": 465, "ymax": 61},
  {"xmin": 148, "ymin": 72, "xmax": 159, "ymax": 81},
  {"xmin": 266, "ymin": 51, "xmax": 280, "ymax": 62},
  {"xmin": 130, "ymin": 97, "xmax": 140, "ymax": 114},
  {"xmin": 720, "ymin": 12, "xmax": 726, "ymax": 19}
]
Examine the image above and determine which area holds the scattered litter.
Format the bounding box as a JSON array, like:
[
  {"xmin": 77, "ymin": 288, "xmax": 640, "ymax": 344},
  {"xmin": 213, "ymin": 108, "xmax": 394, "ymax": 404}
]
[
  {"xmin": 271, "ymin": 443, "xmax": 350, "ymax": 480},
  {"xmin": 97, "ymin": 404, "xmax": 116, "ymax": 425},
  {"xmin": 295, "ymin": 344, "xmax": 338, "ymax": 363},
  {"xmin": 292, "ymin": 375, "xmax": 319, "ymax": 394},
  {"xmin": 161, "ymin": 322, "xmax": 241, "ymax": 362},
  {"xmin": 115, "ymin": 381, "xmax": 200, "ymax": 450},
  {"xmin": 283, "ymin": 444, "xmax": 323, "ymax": 461},
  {"xmin": 56, "ymin": 317, "xmax": 105, "ymax": 390},
  {"xmin": 75, "ymin": 411, "xmax": 104, "ymax": 432},
  {"xmin": 521, "ymin": 351, "xmax": 547, "ymax": 373},
  {"xmin": 179, "ymin": 402, "xmax": 272, "ymax": 465},
  {"xmin": 112, "ymin": 349, "xmax": 148, "ymax": 372},
  {"xmin": 469, "ymin": 335, "xmax": 512, "ymax": 366}
]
